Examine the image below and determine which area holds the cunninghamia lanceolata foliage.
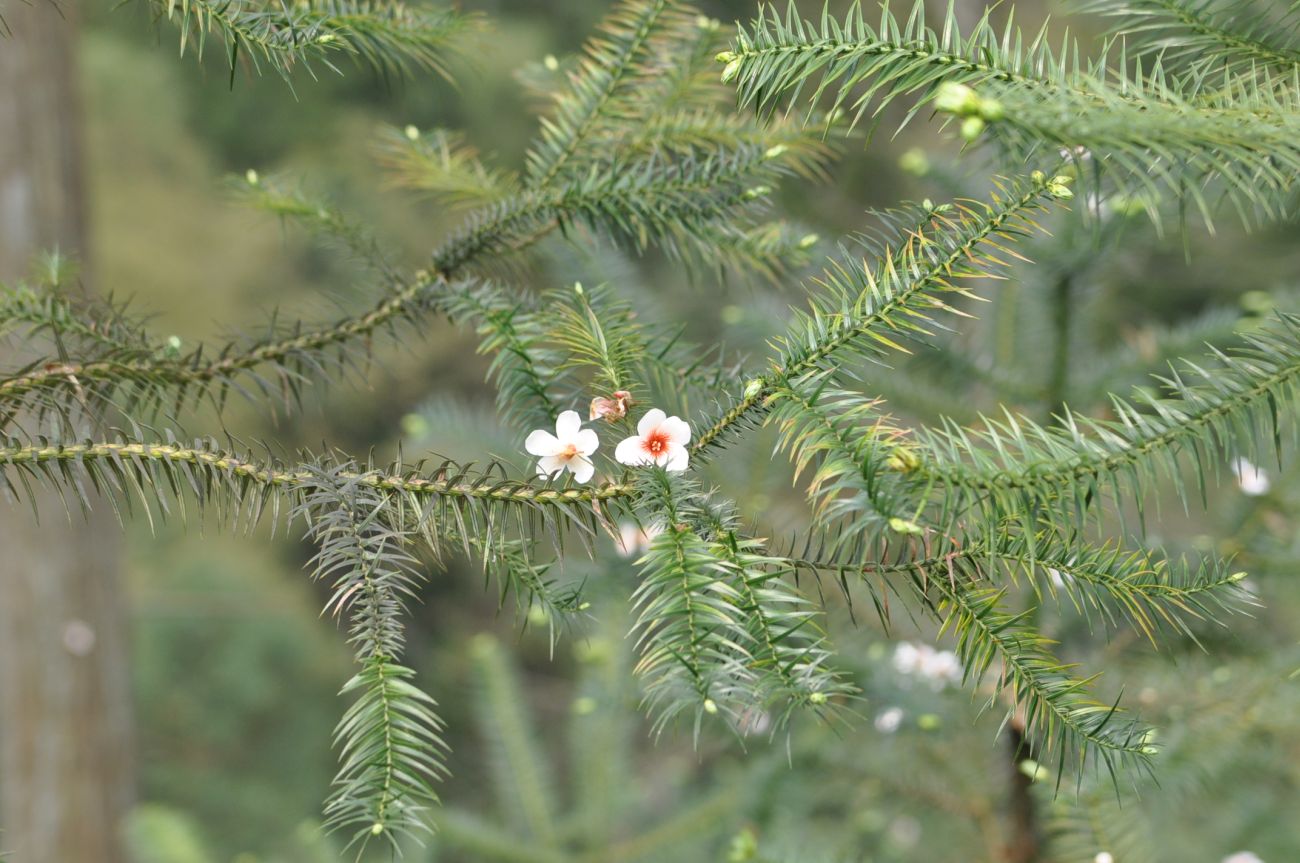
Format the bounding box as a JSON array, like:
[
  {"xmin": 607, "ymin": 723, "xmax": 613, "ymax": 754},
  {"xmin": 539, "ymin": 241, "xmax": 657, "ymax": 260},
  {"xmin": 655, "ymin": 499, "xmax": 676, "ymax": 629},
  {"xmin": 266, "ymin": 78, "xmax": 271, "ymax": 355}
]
[{"xmin": 2, "ymin": 0, "xmax": 1297, "ymax": 841}]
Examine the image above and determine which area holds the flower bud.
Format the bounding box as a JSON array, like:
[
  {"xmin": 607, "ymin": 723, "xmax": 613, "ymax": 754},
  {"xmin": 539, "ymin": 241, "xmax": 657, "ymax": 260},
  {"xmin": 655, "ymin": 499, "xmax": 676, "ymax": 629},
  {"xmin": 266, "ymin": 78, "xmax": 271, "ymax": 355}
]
[
  {"xmin": 703, "ymin": 698, "xmax": 719, "ymax": 714},
  {"xmin": 715, "ymin": 51, "xmax": 738, "ymax": 64},
  {"xmin": 809, "ymin": 691, "xmax": 827, "ymax": 705},
  {"xmin": 543, "ymin": 54, "xmax": 559, "ymax": 71},
  {"xmin": 889, "ymin": 517, "xmax": 924, "ymax": 535},
  {"xmin": 899, "ymin": 148, "xmax": 930, "ymax": 176},
  {"xmin": 404, "ymin": 124, "xmax": 420, "ymax": 141},
  {"xmin": 885, "ymin": 447, "xmax": 920, "ymax": 472},
  {"xmin": 370, "ymin": 822, "xmax": 385, "ymax": 836},
  {"xmin": 764, "ymin": 143, "xmax": 789, "ymax": 160},
  {"xmin": 978, "ymin": 97, "xmax": 1004, "ymax": 121},
  {"xmin": 960, "ymin": 116, "xmax": 986, "ymax": 141},
  {"xmin": 934, "ymin": 81, "xmax": 978, "ymax": 115},
  {"xmin": 743, "ymin": 378, "xmax": 765, "ymax": 399},
  {"xmin": 721, "ymin": 58, "xmax": 742, "ymax": 83},
  {"xmin": 742, "ymin": 185, "xmax": 771, "ymax": 200},
  {"xmin": 798, "ymin": 233, "xmax": 819, "ymax": 249},
  {"xmin": 245, "ymin": 169, "xmax": 259, "ymax": 186}
]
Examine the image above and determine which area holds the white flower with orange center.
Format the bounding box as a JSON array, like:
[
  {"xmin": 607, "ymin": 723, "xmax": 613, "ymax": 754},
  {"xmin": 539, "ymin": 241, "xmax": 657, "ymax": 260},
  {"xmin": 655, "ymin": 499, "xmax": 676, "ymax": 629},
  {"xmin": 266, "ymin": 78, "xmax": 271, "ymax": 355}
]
[
  {"xmin": 614, "ymin": 408, "xmax": 691, "ymax": 472},
  {"xmin": 525, "ymin": 410, "xmax": 599, "ymax": 484}
]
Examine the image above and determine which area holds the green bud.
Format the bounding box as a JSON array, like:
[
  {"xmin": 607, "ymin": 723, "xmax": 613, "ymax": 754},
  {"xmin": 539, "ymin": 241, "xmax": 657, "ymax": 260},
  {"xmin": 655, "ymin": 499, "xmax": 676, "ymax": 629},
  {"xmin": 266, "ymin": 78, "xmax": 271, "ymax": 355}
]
[
  {"xmin": 933, "ymin": 81, "xmax": 978, "ymax": 115},
  {"xmin": 764, "ymin": 143, "xmax": 789, "ymax": 160},
  {"xmin": 885, "ymin": 447, "xmax": 920, "ymax": 472},
  {"xmin": 543, "ymin": 54, "xmax": 559, "ymax": 71},
  {"xmin": 960, "ymin": 115, "xmax": 986, "ymax": 141},
  {"xmin": 921, "ymin": 198, "xmax": 934, "ymax": 211},
  {"xmin": 888, "ymin": 517, "xmax": 924, "ymax": 536},
  {"xmin": 1031, "ymin": 170, "xmax": 1046, "ymax": 184},
  {"xmin": 978, "ymin": 97, "xmax": 1004, "ymax": 121},
  {"xmin": 317, "ymin": 33, "xmax": 336, "ymax": 44},
  {"xmin": 1047, "ymin": 182, "xmax": 1074, "ymax": 200},
  {"xmin": 370, "ymin": 822, "xmax": 385, "ymax": 836},
  {"xmin": 1240, "ymin": 290, "xmax": 1274, "ymax": 314},
  {"xmin": 167, "ymin": 335, "xmax": 183, "ymax": 352},
  {"xmin": 899, "ymin": 147, "xmax": 930, "ymax": 176},
  {"xmin": 809, "ymin": 691, "xmax": 828, "ymax": 705},
  {"xmin": 721, "ymin": 58, "xmax": 742, "ymax": 83},
  {"xmin": 1229, "ymin": 571, "xmax": 1249, "ymax": 582},
  {"xmin": 715, "ymin": 51, "xmax": 738, "ymax": 64},
  {"xmin": 574, "ymin": 281, "xmax": 584, "ymax": 295},
  {"xmin": 743, "ymin": 378, "xmax": 765, "ymax": 399},
  {"xmin": 743, "ymin": 185, "xmax": 771, "ymax": 200},
  {"xmin": 696, "ymin": 15, "xmax": 719, "ymax": 31},
  {"xmin": 578, "ymin": 601, "xmax": 592, "ymax": 610},
  {"xmin": 245, "ymin": 169, "xmax": 259, "ymax": 186},
  {"xmin": 917, "ymin": 713, "xmax": 941, "ymax": 730},
  {"xmin": 404, "ymin": 124, "xmax": 420, "ymax": 141},
  {"xmin": 1019, "ymin": 759, "xmax": 1051, "ymax": 782},
  {"xmin": 798, "ymin": 233, "xmax": 819, "ymax": 249},
  {"xmin": 703, "ymin": 698, "xmax": 719, "ymax": 715}
]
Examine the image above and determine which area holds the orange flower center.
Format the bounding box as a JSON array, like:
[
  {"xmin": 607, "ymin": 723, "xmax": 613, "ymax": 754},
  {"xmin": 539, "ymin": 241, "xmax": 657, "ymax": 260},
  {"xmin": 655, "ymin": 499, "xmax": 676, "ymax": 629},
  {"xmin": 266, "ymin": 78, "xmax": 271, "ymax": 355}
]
[
  {"xmin": 644, "ymin": 431, "xmax": 668, "ymax": 456},
  {"xmin": 559, "ymin": 443, "xmax": 579, "ymax": 459}
]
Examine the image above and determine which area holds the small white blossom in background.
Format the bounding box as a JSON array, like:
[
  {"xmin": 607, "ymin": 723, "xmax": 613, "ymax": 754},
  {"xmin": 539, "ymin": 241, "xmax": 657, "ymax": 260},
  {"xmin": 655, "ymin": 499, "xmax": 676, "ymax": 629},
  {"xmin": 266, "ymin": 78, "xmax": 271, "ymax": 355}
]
[
  {"xmin": 892, "ymin": 641, "xmax": 962, "ymax": 690},
  {"xmin": 874, "ymin": 706, "xmax": 904, "ymax": 733},
  {"xmin": 737, "ymin": 708, "xmax": 772, "ymax": 737},
  {"xmin": 1223, "ymin": 853, "xmax": 1265, "ymax": 863},
  {"xmin": 616, "ymin": 520, "xmax": 663, "ymax": 558},
  {"xmin": 1094, "ymin": 852, "xmax": 1114, "ymax": 863},
  {"xmin": 615, "ymin": 408, "xmax": 691, "ymax": 471},
  {"xmin": 1232, "ymin": 457, "xmax": 1271, "ymax": 496},
  {"xmin": 525, "ymin": 410, "xmax": 599, "ymax": 483}
]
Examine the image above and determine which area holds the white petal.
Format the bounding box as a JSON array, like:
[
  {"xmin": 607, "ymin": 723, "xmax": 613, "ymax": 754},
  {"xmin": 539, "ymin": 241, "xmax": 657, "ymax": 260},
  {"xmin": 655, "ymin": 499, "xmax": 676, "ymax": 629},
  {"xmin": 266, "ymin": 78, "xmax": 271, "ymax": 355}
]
[
  {"xmin": 574, "ymin": 428, "xmax": 600, "ymax": 456},
  {"xmin": 555, "ymin": 410, "xmax": 582, "ymax": 440},
  {"xmin": 637, "ymin": 408, "xmax": 667, "ymax": 437},
  {"xmin": 536, "ymin": 455, "xmax": 565, "ymax": 478},
  {"xmin": 658, "ymin": 415, "xmax": 691, "ymax": 446},
  {"xmin": 661, "ymin": 443, "xmax": 689, "ymax": 472},
  {"xmin": 569, "ymin": 455, "xmax": 595, "ymax": 484},
  {"xmin": 615, "ymin": 436, "xmax": 653, "ymax": 466},
  {"xmin": 525, "ymin": 430, "xmax": 560, "ymax": 456}
]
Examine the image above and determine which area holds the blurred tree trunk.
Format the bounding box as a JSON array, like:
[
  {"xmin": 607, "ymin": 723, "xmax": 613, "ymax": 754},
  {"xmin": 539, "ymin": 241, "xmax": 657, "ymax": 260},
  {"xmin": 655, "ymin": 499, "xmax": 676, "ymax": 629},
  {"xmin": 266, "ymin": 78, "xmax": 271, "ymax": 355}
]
[{"xmin": 0, "ymin": 3, "xmax": 133, "ymax": 861}]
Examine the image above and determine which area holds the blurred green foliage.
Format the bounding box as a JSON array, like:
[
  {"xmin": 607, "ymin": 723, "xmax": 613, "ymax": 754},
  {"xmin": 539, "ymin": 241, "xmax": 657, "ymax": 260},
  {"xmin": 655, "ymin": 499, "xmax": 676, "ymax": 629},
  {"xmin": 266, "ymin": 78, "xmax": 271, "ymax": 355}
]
[{"xmin": 75, "ymin": 1, "xmax": 1300, "ymax": 860}]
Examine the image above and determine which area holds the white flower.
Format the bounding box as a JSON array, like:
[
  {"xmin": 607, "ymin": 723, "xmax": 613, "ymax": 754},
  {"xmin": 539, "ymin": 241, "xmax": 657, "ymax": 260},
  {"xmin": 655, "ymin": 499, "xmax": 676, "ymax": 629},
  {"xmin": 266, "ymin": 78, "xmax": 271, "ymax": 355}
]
[
  {"xmin": 1222, "ymin": 854, "xmax": 1264, "ymax": 863},
  {"xmin": 892, "ymin": 641, "xmax": 961, "ymax": 690},
  {"xmin": 1094, "ymin": 853, "xmax": 1114, "ymax": 863},
  {"xmin": 614, "ymin": 408, "xmax": 691, "ymax": 472},
  {"xmin": 525, "ymin": 410, "xmax": 599, "ymax": 484},
  {"xmin": 875, "ymin": 706, "xmax": 904, "ymax": 733},
  {"xmin": 1232, "ymin": 458, "xmax": 1271, "ymax": 496}
]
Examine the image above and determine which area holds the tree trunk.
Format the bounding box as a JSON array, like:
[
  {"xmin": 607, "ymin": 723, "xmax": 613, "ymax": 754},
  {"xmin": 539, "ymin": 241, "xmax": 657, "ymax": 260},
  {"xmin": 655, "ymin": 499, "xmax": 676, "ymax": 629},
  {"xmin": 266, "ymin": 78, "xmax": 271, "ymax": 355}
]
[{"xmin": 0, "ymin": 3, "xmax": 133, "ymax": 861}]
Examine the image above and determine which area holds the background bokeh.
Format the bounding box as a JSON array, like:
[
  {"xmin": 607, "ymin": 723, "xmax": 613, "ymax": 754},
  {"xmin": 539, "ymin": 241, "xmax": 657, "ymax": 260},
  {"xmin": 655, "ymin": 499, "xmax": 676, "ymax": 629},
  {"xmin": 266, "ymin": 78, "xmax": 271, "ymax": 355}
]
[{"xmin": 54, "ymin": 0, "xmax": 1300, "ymax": 860}]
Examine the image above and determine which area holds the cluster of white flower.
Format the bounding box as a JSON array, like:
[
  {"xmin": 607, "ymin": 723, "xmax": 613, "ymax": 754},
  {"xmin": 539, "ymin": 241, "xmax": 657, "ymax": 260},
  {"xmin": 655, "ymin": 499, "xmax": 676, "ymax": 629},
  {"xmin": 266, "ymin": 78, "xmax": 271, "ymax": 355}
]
[
  {"xmin": 525, "ymin": 406, "xmax": 692, "ymax": 484},
  {"xmin": 1222, "ymin": 853, "xmax": 1265, "ymax": 863},
  {"xmin": 1231, "ymin": 457, "xmax": 1271, "ymax": 497},
  {"xmin": 892, "ymin": 641, "xmax": 962, "ymax": 690}
]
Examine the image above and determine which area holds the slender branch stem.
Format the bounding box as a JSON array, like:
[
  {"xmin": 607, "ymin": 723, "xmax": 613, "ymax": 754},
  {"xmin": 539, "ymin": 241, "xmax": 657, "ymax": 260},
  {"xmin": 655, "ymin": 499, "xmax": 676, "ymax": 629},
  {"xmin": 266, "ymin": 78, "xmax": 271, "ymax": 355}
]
[{"xmin": 0, "ymin": 440, "xmax": 632, "ymax": 504}]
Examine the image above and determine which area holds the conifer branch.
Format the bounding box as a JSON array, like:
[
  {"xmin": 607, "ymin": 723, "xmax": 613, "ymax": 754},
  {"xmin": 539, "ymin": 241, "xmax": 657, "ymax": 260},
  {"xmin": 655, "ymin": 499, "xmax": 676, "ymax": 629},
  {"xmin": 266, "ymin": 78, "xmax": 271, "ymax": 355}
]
[
  {"xmin": 145, "ymin": 0, "xmax": 480, "ymax": 81},
  {"xmin": 297, "ymin": 466, "xmax": 447, "ymax": 845},
  {"xmin": 692, "ymin": 176, "xmax": 1061, "ymax": 457}
]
